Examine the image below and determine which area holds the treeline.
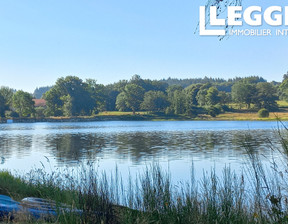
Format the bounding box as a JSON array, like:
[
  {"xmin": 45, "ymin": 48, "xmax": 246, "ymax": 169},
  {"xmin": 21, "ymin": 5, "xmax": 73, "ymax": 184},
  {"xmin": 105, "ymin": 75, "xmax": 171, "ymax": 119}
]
[
  {"xmin": 160, "ymin": 76, "xmax": 269, "ymax": 89},
  {"xmin": 0, "ymin": 74, "xmax": 287, "ymax": 118}
]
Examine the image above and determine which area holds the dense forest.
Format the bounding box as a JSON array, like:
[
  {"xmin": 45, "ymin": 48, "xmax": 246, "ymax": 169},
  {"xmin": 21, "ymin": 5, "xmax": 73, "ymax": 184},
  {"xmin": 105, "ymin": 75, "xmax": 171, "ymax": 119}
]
[{"xmin": 0, "ymin": 73, "xmax": 287, "ymax": 119}]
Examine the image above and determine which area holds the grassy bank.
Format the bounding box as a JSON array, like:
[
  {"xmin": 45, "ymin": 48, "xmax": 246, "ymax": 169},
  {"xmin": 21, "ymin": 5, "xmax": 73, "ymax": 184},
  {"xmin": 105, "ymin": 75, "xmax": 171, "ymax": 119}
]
[
  {"xmin": 1, "ymin": 100, "xmax": 288, "ymax": 124},
  {"xmin": 97, "ymin": 110, "xmax": 288, "ymax": 121},
  {"xmin": 3, "ymin": 110, "xmax": 288, "ymax": 124}
]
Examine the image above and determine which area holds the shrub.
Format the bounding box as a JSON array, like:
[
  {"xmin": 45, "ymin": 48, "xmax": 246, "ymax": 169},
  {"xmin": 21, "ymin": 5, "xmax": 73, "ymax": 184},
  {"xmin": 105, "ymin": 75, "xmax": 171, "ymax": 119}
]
[
  {"xmin": 35, "ymin": 107, "xmax": 45, "ymax": 118},
  {"xmin": 165, "ymin": 106, "xmax": 174, "ymax": 115},
  {"xmin": 206, "ymin": 106, "xmax": 221, "ymax": 117},
  {"xmin": 221, "ymin": 104, "xmax": 230, "ymax": 112},
  {"xmin": 258, "ymin": 108, "xmax": 269, "ymax": 118},
  {"xmin": 5, "ymin": 110, "xmax": 19, "ymax": 118}
]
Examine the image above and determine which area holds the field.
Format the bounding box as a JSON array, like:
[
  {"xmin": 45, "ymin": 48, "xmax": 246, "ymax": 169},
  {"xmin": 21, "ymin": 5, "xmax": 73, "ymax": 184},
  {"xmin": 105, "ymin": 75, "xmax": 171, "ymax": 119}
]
[
  {"xmin": 97, "ymin": 111, "xmax": 148, "ymax": 116},
  {"xmin": 195, "ymin": 111, "xmax": 288, "ymax": 121},
  {"xmin": 3, "ymin": 101, "xmax": 288, "ymax": 123},
  {"xmin": 96, "ymin": 110, "xmax": 288, "ymax": 121},
  {"xmin": 95, "ymin": 101, "xmax": 288, "ymax": 121}
]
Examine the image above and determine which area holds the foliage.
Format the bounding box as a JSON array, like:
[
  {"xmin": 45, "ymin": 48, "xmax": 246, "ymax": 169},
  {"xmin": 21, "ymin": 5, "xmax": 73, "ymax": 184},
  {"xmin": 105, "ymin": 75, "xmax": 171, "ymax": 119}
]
[
  {"xmin": 12, "ymin": 90, "xmax": 35, "ymax": 117},
  {"xmin": 160, "ymin": 76, "xmax": 265, "ymax": 88},
  {"xmin": 5, "ymin": 110, "xmax": 19, "ymax": 118},
  {"xmin": 206, "ymin": 105, "xmax": 221, "ymax": 117},
  {"xmin": 0, "ymin": 74, "xmax": 285, "ymax": 119},
  {"xmin": 34, "ymin": 107, "xmax": 45, "ymax": 118},
  {"xmin": 258, "ymin": 108, "xmax": 269, "ymax": 118},
  {"xmin": 184, "ymin": 84, "xmax": 201, "ymax": 116},
  {"xmin": 43, "ymin": 87, "xmax": 63, "ymax": 116},
  {"xmin": 278, "ymin": 77, "xmax": 288, "ymax": 101},
  {"xmin": 44, "ymin": 76, "xmax": 101, "ymax": 117},
  {"xmin": 130, "ymin": 74, "xmax": 168, "ymax": 92},
  {"xmin": 195, "ymin": 83, "xmax": 211, "ymax": 106},
  {"xmin": 255, "ymin": 82, "xmax": 278, "ymax": 111},
  {"xmin": 141, "ymin": 91, "xmax": 169, "ymax": 112},
  {"xmin": 0, "ymin": 86, "xmax": 14, "ymax": 116},
  {"xmin": 105, "ymin": 88, "xmax": 120, "ymax": 111},
  {"xmin": 116, "ymin": 92, "xmax": 130, "ymax": 112},
  {"xmin": 206, "ymin": 86, "xmax": 220, "ymax": 106},
  {"xmin": 185, "ymin": 84, "xmax": 201, "ymax": 107},
  {"xmin": 218, "ymin": 91, "xmax": 231, "ymax": 105},
  {"xmin": 165, "ymin": 85, "xmax": 183, "ymax": 115},
  {"xmin": 161, "ymin": 76, "xmax": 227, "ymax": 88},
  {"xmin": 0, "ymin": 86, "xmax": 14, "ymax": 106},
  {"xmin": 61, "ymin": 94, "xmax": 73, "ymax": 117},
  {"xmin": 0, "ymin": 93, "xmax": 5, "ymax": 117},
  {"xmin": 86, "ymin": 79, "xmax": 106, "ymax": 113},
  {"xmin": 55, "ymin": 76, "xmax": 96, "ymax": 116},
  {"xmin": 169, "ymin": 90, "xmax": 186, "ymax": 115},
  {"xmin": 117, "ymin": 84, "xmax": 145, "ymax": 114},
  {"xmin": 231, "ymin": 81, "xmax": 256, "ymax": 109}
]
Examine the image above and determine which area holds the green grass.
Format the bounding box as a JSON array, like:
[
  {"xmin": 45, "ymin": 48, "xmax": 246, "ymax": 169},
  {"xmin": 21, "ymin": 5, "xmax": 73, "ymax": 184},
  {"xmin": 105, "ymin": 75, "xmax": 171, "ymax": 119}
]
[
  {"xmin": 97, "ymin": 111, "xmax": 148, "ymax": 116},
  {"xmin": 95, "ymin": 110, "xmax": 288, "ymax": 121},
  {"xmin": 277, "ymin": 100, "xmax": 288, "ymax": 108},
  {"xmin": 6, "ymin": 107, "xmax": 288, "ymax": 122},
  {"xmin": 195, "ymin": 111, "xmax": 288, "ymax": 121}
]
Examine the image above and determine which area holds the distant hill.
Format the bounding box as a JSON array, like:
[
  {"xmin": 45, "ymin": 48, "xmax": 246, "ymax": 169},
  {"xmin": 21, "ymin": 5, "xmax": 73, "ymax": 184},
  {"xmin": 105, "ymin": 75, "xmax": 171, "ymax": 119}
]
[
  {"xmin": 160, "ymin": 76, "xmax": 268, "ymax": 88},
  {"xmin": 33, "ymin": 86, "xmax": 52, "ymax": 99}
]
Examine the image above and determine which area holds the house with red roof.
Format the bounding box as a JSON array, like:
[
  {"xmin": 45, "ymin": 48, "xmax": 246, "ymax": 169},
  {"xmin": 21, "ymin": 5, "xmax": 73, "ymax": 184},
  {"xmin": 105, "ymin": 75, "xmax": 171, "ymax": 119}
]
[{"xmin": 33, "ymin": 99, "xmax": 47, "ymax": 108}]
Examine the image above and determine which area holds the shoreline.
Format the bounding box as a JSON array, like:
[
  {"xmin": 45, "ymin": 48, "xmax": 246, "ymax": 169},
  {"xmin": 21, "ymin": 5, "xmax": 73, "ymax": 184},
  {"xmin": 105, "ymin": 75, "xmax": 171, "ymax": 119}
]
[{"xmin": 0, "ymin": 112, "xmax": 287, "ymax": 123}]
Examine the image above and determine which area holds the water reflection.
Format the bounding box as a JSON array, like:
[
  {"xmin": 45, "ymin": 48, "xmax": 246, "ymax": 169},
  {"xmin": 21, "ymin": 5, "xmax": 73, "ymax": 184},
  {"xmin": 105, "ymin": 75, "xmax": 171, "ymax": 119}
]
[
  {"xmin": 0, "ymin": 121, "xmax": 281, "ymax": 169},
  {"xmin": 0, "ymin": 135, "xmax": 33, "ymax": 158},
  {"xmin": 46, "ymin": 134, "xmax": 106, "ymax": 162}
]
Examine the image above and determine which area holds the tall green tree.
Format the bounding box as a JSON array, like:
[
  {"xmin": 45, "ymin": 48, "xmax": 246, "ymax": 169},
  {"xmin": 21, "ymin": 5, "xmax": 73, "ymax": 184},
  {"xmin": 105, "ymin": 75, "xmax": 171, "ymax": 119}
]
[
  {"xmin": 184, "ymin": 84, "xmax": 201, "ymax": 116},
  {"xmin": 44, "ymin": 76, "xmax": 97, "ymax": 116},
  {"xmin": 166, "ymin": 85, "xmax": 183, "ymax": 100},
  {"xmin": 255, "ymin": 82, "xmax": 278, "ymax": 111},
  {"xmin": 43, "ymin": 87, "xmax": 63, "ymax": 116},
  {"xmin": 141, "ymin": 91, "xmax": 169, "ymax": 112},
  {"xmin": 171, "ymin": 90, "xmax": 186, "ymax": 115},
  {"xmin": 105, "ymin": 88, "xmax": 120, "ymax": 111},
  {"xmin": 231, "ymin": 82, "xmax": 256, "ymax": 109},
  {"xmin": 185, "ymin": 84, "xmax": 201, "ymax": 107},
  {"xmin": 86, "ymin": 79, "xmax": 106, "ymax": 113},
  {"xmin": 123, "ymin": 84, "xmax": 145, "ymax": 114},
  {"xmin": 279, "ymin": 78, "xmax": 288, "ymax": 101},
  {"xmin": 116, "ymin": 92, "xmax": 129, "ymax": 112},
  {"xmin": 116, "ymin": 84, "xmax": 145, "ymax": 114},
  {"xmin": 104, "ymin": 80, "xmax": 128, "ymax": 111},
  {"xmin": 196, "ymin": 83, "xmax": 212, "ymax": 106},
  {"xmin": 0, "ymin": 86, "xmax": 14, "ymax": 108},
  {"xmin": 218, "ymin": 91, "xmax": 231, "ymax": 105},
  {"xmin": 165, "ymin": 85, "xmax": 185, "ymax": 115},
  {"xmin": 61, "ymin": 94, "xmax": 73, "ymax": 117},
  {"xmin": 206, "ymin": 87, "xmax": 220, "ymax": 106},
  {"xmin": 0, "ymin": 93, "xmax": 5, "ymax": 117},
  {"xmin": 56, "ymin": 76, "xmax": 95, "ymax": 115},
  {"xmin": 12, "ymin": 90, "xmax": 35, "ymax": 117},
  {"xmin": 196, "ymin": 89, "xmax": 207, "ymax": 106}
]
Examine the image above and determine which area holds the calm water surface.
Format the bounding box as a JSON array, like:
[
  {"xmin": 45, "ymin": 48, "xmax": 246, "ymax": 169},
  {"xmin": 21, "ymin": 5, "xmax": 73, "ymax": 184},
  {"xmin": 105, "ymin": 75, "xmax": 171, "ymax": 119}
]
[{"xmin": 0, "ymin": 121, "xmax": 285, "ymax": 182}]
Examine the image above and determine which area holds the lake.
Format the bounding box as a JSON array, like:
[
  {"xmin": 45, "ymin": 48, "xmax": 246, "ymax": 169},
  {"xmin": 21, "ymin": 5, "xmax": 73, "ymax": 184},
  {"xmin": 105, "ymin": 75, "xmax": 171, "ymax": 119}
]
[{"xmin": 0, "ymin": 121, "xmax": 286, "ymax": 183}]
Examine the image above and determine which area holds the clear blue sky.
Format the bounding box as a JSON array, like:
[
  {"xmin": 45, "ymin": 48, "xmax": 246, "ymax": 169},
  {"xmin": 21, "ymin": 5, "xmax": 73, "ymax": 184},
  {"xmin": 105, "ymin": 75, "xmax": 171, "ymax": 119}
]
[{"xmin": 0, "ymin": 0, "xmax": 287, "ymax": 92}]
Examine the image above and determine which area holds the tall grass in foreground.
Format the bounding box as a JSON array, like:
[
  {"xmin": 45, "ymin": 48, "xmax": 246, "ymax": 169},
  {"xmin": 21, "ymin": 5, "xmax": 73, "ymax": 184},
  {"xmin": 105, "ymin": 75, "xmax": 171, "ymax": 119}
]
[{"xmin": 1, "ymin": 136, "xmax": 288, "ymax": 223}]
